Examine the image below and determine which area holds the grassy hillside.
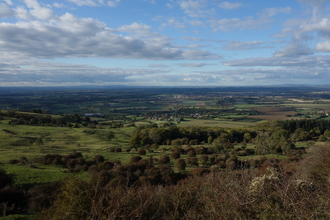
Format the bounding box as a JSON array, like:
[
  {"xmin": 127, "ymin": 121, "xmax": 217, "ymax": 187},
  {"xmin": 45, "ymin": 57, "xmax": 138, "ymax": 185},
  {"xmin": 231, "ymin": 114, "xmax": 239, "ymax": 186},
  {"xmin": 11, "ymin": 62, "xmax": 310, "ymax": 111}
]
[{"xmin": 0, "ymin": 119, "xmax": 135, "ymax": 163}]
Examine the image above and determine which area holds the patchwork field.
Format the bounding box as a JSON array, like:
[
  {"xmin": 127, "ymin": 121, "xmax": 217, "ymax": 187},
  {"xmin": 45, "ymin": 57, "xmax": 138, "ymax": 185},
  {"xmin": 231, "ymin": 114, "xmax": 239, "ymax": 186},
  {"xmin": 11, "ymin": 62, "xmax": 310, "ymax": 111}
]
[{"xmin": 247, "ymin": 106, "xmax": 300, "ymax": 120}]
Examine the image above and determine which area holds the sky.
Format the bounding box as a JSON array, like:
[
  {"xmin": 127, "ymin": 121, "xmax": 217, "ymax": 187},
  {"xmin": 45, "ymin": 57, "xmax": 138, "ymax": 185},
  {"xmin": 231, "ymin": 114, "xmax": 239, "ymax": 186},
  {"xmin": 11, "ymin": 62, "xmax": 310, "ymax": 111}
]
[{"xmin": 1, "ymin": 0, "xmax": 330, "ymax": 87}]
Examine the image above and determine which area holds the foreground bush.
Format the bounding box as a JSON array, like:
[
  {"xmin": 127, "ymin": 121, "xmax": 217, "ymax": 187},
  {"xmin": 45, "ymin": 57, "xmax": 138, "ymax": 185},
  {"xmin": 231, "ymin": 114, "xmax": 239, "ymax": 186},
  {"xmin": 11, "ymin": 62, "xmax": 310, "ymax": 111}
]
[{"xmin": 41, "ymin": 163, "xmax": 330, "ymax": 220}]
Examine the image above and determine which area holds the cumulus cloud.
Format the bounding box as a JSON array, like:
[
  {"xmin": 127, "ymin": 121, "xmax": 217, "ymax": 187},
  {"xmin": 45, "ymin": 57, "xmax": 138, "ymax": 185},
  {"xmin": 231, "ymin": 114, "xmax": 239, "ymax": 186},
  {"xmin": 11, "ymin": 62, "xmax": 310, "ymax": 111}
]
[
  {"xmin": 274, "ymin": 41, "xmax": 314, "ymax": 57},
  {"xmin": 186, "ymin": 19, "xmax": 205, "ymax": 27},
  {"xmin": 315, "ymin": 41, "xmax": 330, "ymax": 52},
  {"xmin": 142, "ymin": 0, "xmax": 156, "ymax": 3},
  {"xmin": 117, "ymin": 22, "xmax": 157, "ymax": 37},
  {"xmin": 196, "ymin": 64, "xmax": 330, "ymax": 84},
  {"xmin": 182, "ymin": 50, "xmax": 220, "ymax": 60},
  {"xmin": 0, "ymin": 4, "xmax": 217, "ymax": 60},
  {"xmin": 166, "ymin": 3, "xmax": 173, "ymax": 9},
  {"xmin": 107, "ymin": 0, "xmax": 120, "ymax": 7},
  {"xmin": 148, "ymin": 64, "xmax": 168, "ymax": 68},
  {"xmin": 210, "ymin": 6, "xmax": 292, "ymax": 32},
  {"xmin": 0, "ymin": 58, "xmax": 169, "ymax": 86},
  {"xmin": 209, "ymin": 17, "xmax": 271, "ymax": 32},
  {"xmin": 52, "ymin": 2, "xmax": 66, "ymax": 8},
  {"xmin": 0, "ymin": 3, "xmax": 14, "ymax": 17},
  {"xmin": 146, "ymin": 73, "xmax": 221, "ymax": 84},
  {"xmin": 218, "ymin": 1, "xmax": 242, "ymax": 10},
  {"xmin": 260, "ymin": 7, "xmax": 291, "ymax": 18},
  {"xmin": 66, "ymin": 0, "xmax": 120, "ymax": 7},
  {"xmin": 178, "ymin": 0, "xmax": 215, "ymax": 17},
  {"xmin": 161, "ymin": 17, "xmax": 187, "ymax": 29},
  {"xmin": 298, "ymin": 0, "xmax": 328, "ymax": 19},
  {"xmin": 221, "ymin": 41, "xmax": 270, "ymax": 50},
  {"xmin": 176, "ymin": 63, "xmax": 217, "ymax": 67},
  {"xmin": 274, "ymin": 1, "xmax": 330, "ymax": 57},
  {"xmin": 2, "ymin": 0, "xmax": 13, "ymax": 5},
  {"xmin": 223, "ymin": 55, "xmax": 330, "ymax": 67},
  {"xmin": 24, "ymin": 0, "xmax": 54, "ymax": 20}
]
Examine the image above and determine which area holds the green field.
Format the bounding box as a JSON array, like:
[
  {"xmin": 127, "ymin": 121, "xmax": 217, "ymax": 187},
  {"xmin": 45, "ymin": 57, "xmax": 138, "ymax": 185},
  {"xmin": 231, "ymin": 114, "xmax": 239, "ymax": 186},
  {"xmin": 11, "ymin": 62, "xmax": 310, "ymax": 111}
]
[
  {"xmin": 0, "ymin": 120, "xmax": 134, "ymax": 163},
  {"xmin": 178, "ymin": 119, "xmax": 256, "ymax": 128}
]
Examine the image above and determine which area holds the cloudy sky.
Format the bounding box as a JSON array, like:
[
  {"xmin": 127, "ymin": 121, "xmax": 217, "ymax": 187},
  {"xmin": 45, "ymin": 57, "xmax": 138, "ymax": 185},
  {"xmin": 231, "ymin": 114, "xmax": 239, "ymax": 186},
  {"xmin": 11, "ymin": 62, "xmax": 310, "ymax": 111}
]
[{"xmin": 1, "ymin": 0, "xmax": 330, "ymax": 86}]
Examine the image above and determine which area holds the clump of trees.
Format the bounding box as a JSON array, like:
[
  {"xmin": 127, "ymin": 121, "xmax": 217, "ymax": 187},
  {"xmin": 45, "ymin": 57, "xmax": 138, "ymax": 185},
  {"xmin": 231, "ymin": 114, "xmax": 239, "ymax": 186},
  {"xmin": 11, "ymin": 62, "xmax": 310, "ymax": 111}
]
[
  {"xmin": 39, "ymin": 145, "xmax": 330, "ymax": 219},
  {"xmin": 2, "ymin": 144, "xmax": 330, "ymax": 219}
]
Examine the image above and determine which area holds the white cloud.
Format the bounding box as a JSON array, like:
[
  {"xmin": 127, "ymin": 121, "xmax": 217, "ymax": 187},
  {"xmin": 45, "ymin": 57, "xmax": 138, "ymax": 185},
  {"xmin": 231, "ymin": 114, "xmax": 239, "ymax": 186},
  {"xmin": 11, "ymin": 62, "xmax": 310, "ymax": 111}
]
[
  {"xmin": 182, "ymin": 50, "xmax": 220, "ymax": 60},
  {"xmin": 107, "ymin": 0, "xmax": 120, "ymax": 7},
  {"xmin": 218, "ymin": 1, "xmax": 242, "ymax": 10},
  {"xmin": 223, "ymin": 55, "xmax": 330, "ymax": 67},
  {"xmin": 52, "ymin": 2, "xmax": 66, "ymax": 8},
  {"xmin": 0, "ymin": 3, "xmax": 14, "ymax": 18},
  {"xmin": 221, "ymin": 41, "xmax": 268, "ymax": 50},
  {"xmin": 260, "ymin": 7, "xmax": 291, "ymax": 18},
  {"xmin": 176, "ymin": 62, "xmax": 217, "ymax": 67},
  {"xmin": 187, "ymin": 19, "xmax": 205, "ymax": 27},
  {"xmin": 24, "ymin": 0, "xmax": 54, "ymax": 20},
  {"xmin": 0, "ymin": 3, "xmax": 217, "ymax": 61},
  {"xmin": 2, "ymin": 0, "xmax": 12, "ymax": 5},
  {"xmin": 148, "ymin": 64, "xmax": 168, "ymax": 68},
  {"xmin": 315, "ymin": 41, "xmax": 330, "ymax": 52},
  {"xmin": 209, "ymin": 17, "xmax": 271, "ymax": 32},
  {"xmin": 298, "ymin": 0, "xmax": 329, "ymax": 19},
  {"xmin": 166, "ymin": 3, "xmax": 173, "ymax": 9},
  {"xmin": 66, "ymin": 0, "xmax": 120, "ymax": 7},
  {"xmin": 117, "ymin": 22, "xmax": 156, "ymax": 37},
  {"xmin": 174, "ymin": 44, "xmax": 205, "ymax": 49},
  {"xmin": 13, "ymin": 6, "xmax": 31, "ymax": 20},
  {"xmin": 274, "ymin": 41, "xmax": 314, "ymax": 57},
  {"xmin": 196, "ymin": 65, "xmax": 330, "ymax": 84},
  {"xmin": 179, "ymin": 0, "xmax": 202, "ymax": 10},
  {"xmin": 66, "ymin": 0, "xmax": 100, "ymax": 6},
  {"xmin": 0, "ymin": 58, "xmax": 169, "ymax": 86},
  {"xmin": 162, "ymin": 17, "xmax": 187, "ymax": 29},
  {"xmin": 142, "ymin": 0, "xmax": 156, "ymax": 3},
  {"xmin": 178, "ymin": 0, "xmax": 215, "ymax": 17}
]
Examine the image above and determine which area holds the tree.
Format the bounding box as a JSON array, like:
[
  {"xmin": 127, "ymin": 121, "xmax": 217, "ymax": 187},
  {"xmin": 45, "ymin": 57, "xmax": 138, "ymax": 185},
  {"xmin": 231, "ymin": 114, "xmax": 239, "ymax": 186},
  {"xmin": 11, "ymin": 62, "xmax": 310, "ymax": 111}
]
[
  {"xmin": 158, "ymin": 155, "xmax": 170, "ymax": 164},
  {"xmin": 207, "ymin": 136, "xmax": 214, "ymax": 144},
  {"xmin": 130, "ymin": 133, "xmax": 142, "ymax": 148},
  {"xmin": 243, "ymin": 132, "xmax": 252, "ymax": 143},
  {"xmin": 138, "ymin": 149, "xmax": 147, "ymax": 156},
  {"xmin": 174, "ymin": 159, "xmax": 186, "ymax": 171}
]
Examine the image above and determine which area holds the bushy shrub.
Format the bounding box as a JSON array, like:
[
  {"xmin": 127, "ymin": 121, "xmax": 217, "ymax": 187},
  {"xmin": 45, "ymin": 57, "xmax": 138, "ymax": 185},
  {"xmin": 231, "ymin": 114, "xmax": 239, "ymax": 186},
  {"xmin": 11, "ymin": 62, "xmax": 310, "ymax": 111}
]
[
  {"xmin": 138, "ymin": 149, "xmax": 146, "ymax": 155},
  {"xmin": 131, "ymin": 156, "xmax": 142, "ymax": 164},
  {"xmin": 92, "ymin": 155, "xmax": 105, "ymax": 164},
  {"xmin": 189, "ymin": 168, "xmax": 210, "ymax": 176},
  {"xmin": 158, "ymin": 155, "xmax": 170, "ymax": 164},
  {"xmin": 8, "ymin": 159, "xmax": 19, "ymax": 164},
  {"xmin": 170, "ymin": 151, "xmax": 181, "ymax": 159},
  {"xmin": 28, "ymin": 182, "xmax": 61, "ymax": 213},
  {"xmin": 186, "ymin": 157, "xmax": 199, "ymax": 167},
  {"xmin": 174, "ymin": 158, "xmax": 186, "ymax": 171},
  {"xmin": 20, "ymin": 156, "xmax": 28, "ymax": 165},
  {"xmin": 0, "ymin": 168, "xmax": 12, "ymax": 189}
]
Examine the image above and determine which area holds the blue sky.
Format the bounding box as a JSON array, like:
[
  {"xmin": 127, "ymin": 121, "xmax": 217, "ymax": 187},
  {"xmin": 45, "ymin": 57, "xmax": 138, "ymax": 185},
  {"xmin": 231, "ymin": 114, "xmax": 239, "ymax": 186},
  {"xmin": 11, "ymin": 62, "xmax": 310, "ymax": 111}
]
[{"xmin": 0, "ymin": 0, "xmax": 330, "ymax": 86}]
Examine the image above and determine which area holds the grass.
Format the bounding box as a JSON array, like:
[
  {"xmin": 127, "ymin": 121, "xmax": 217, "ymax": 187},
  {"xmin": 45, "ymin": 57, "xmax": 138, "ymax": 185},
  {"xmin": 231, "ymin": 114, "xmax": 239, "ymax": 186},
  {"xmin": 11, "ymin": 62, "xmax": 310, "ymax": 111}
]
[
  {"xmin": 0, "ymin": 215, "xmax": 36, "ymax": 220},
  {"xmin": 0, "ymin": 163, "xmax": 83, "ymax": 186},
  {"xmin": 0, "ymin": 120, "xmax": 135, "ymax": 163},
  {"xmin": 178, "ymin": 119, "xmax": 255, "ymax": 128}
]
